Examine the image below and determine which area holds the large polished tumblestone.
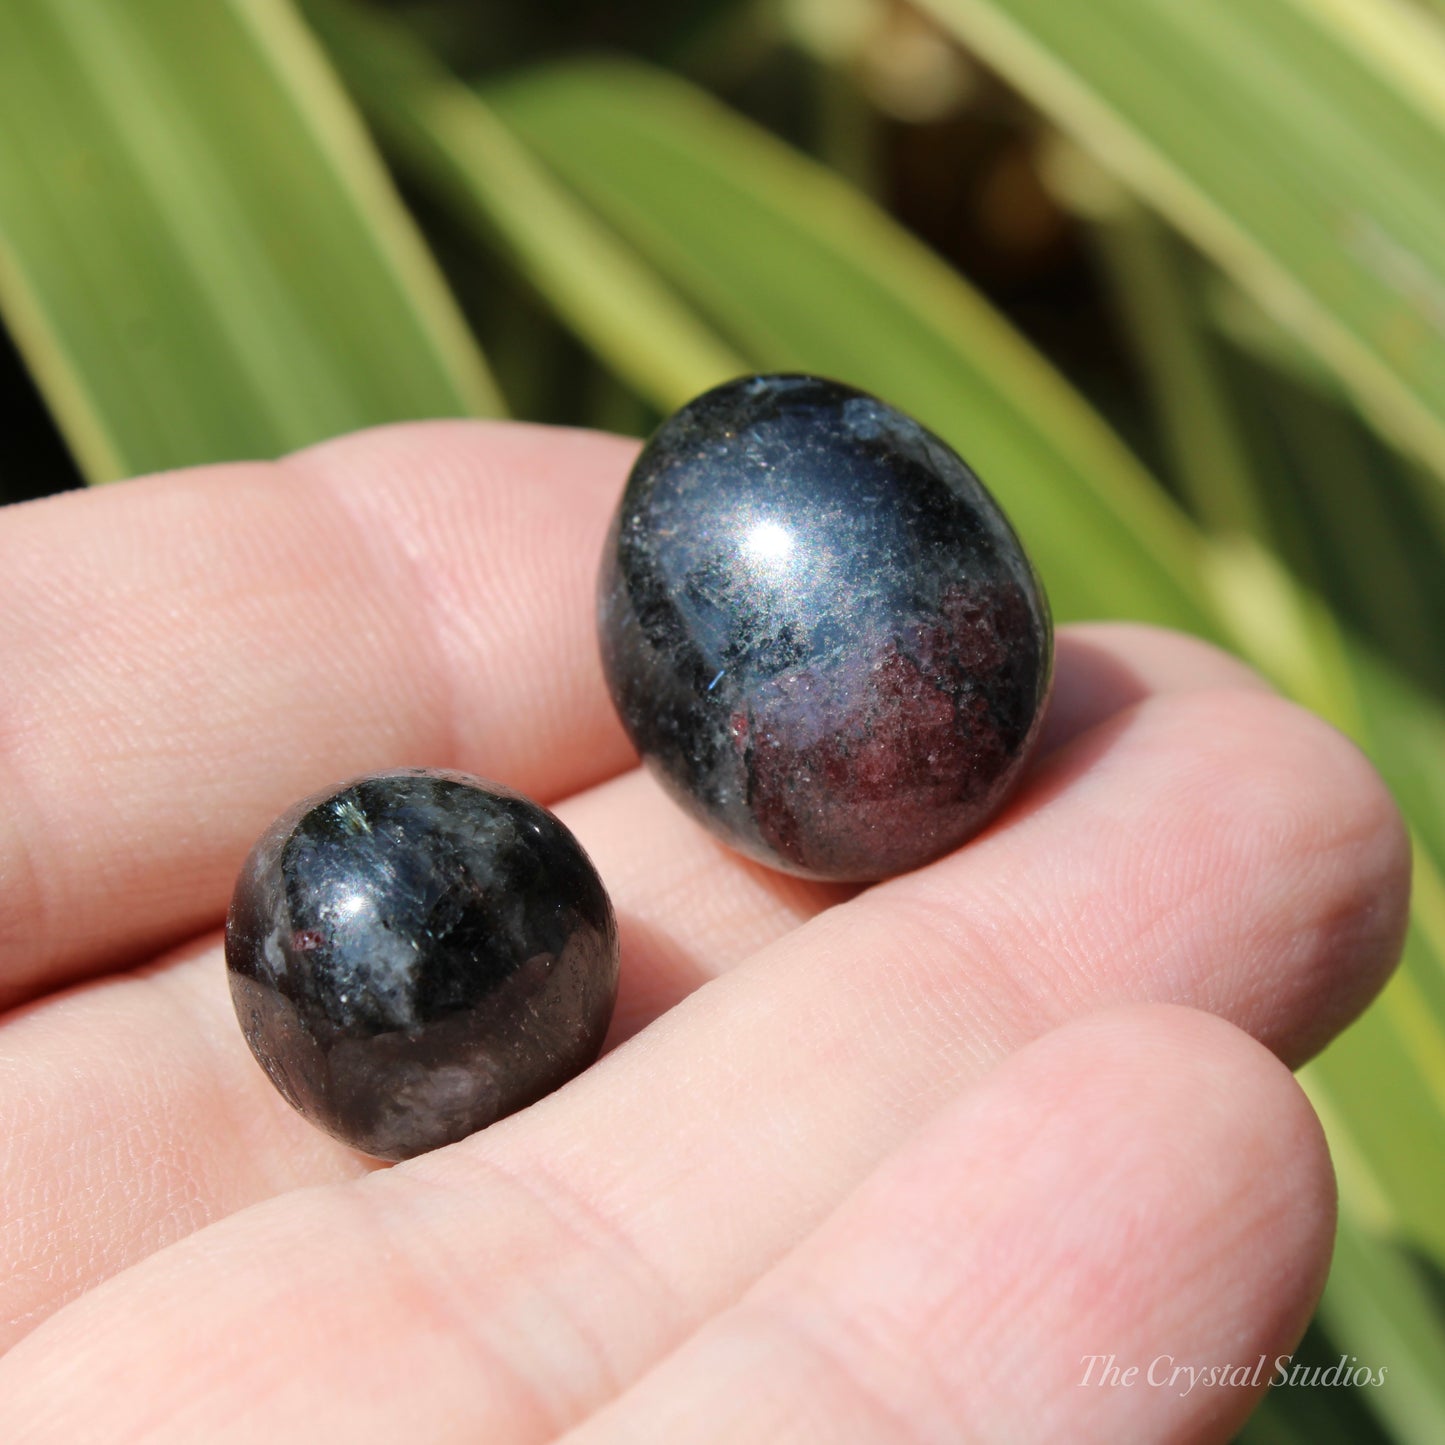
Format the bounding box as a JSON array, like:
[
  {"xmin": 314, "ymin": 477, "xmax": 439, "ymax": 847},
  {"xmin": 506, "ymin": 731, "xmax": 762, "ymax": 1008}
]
[
  {"xmin": 598, "ymin": 374, "xmax": 1053, "ymax": 881},
  {"xmin": 225, "ymin": 770, "xmax": 618, "ymax": 1160}
]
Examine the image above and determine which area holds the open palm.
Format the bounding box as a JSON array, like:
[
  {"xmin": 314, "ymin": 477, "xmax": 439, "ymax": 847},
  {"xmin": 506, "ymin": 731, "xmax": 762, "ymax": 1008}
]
[{"xmin": 0, "ymin": 422, "xmax": 1410, "ymax": 1442}]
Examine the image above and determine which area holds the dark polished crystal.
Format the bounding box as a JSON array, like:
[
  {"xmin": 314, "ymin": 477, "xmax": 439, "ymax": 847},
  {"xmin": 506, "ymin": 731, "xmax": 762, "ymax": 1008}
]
[
  {"xmin": 225, "ymin": 770, "xmax": 618, "ymax": 1160},
  {"xmin": 598, "ymin": 374, "xmax": 1053, "ymax": 881}
]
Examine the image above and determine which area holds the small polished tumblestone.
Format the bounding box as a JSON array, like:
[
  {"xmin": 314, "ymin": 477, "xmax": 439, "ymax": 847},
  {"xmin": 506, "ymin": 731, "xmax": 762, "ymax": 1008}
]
[
  {"xmin": 225, "ymin": 770, "xmax": 618, "ymax": 1160},
  {"xmin": 598, "ymin": 374, "xmax": 1053, "ymax": 881}
]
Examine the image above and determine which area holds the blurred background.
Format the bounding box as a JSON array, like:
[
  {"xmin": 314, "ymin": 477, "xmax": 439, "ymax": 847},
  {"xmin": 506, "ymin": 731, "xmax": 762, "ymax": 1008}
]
[{"xmin": 3, "ymin": 0, "xmax": 1445, "ymax": 1437}]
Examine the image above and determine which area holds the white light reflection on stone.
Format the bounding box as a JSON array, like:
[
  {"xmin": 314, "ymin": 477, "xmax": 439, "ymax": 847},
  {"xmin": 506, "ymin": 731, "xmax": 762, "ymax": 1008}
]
[{"xmin": 742, "ymin": 518, "xmax": 795, "ymax": 567}]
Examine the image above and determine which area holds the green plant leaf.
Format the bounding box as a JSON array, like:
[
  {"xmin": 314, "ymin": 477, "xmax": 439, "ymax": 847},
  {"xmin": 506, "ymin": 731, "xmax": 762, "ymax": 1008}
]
[
  {"xmin": 300, "ymin": 0, "xmax": 744, "ymax": 416},
  {"xmin": 0, "ymin": 0, "xmax": 500, "ymax": 483},
  {"xmin": 1046, "ymin": 146, "xmax": 1269, "ymax": 542},
  {"xmin": 486, "ymin": 57, "xmax": 1216, "ymax": 635},
  {"xmin": 914, "ymin": 0, "xmax": 1445, "ymax": 488}
]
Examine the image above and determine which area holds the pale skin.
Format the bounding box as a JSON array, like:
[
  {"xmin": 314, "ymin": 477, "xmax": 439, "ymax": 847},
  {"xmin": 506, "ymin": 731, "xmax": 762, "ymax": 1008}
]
[{"xmin": 0, "ymin": 421, "xmax": 1412, "ymax": 1442}]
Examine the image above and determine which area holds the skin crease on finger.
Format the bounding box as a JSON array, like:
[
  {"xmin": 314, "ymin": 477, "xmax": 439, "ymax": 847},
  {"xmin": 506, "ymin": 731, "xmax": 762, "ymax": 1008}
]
[
  {"xmin": 0, "ymin": 623, "xmax": 1314, "ymax": 1351},
  {"xmin": 0, "ymin": 686, "xmax": 1407, "ymax": 1442}
]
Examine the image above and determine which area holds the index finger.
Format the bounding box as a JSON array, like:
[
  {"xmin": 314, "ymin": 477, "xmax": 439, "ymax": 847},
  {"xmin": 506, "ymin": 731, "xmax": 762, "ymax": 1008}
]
[{"xmin": 0, "ymin": 421, "xmax": 638, "ymax": 1007}]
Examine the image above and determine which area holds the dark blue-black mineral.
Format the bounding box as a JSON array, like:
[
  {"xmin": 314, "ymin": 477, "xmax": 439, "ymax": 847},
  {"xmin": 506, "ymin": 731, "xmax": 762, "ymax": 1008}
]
[
  {"xmin": 225, "ymin": 770, "xmax": 618, "ymax": 1160},
  {"xmin": 598, "ymin": 374, "xmax": 1053, "ymax": 881}
]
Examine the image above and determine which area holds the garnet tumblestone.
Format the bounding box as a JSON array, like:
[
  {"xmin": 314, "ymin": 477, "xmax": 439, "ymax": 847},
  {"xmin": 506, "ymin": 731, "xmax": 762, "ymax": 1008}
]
[
  {"xmin": 598, "ymin": 374, "xmax": 1053, "ymax": 881},
  {"xmin": 225, "ymin": 770, "xmax": 618, "ymax": 1160}
]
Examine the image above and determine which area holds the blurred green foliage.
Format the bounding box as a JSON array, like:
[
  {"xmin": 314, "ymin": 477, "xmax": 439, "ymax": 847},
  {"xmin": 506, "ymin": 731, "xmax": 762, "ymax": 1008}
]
[{"xmin": 2, "ymin": 1, "xmax": 1445, "ymax": 1438}]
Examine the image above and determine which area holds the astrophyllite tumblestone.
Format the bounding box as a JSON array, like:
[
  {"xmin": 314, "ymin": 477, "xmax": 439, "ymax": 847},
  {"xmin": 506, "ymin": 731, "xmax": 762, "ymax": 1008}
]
[
  {"xmin": 225, "ymin": 770, "xmax": 618, "ymax": 1160},
  {"xmin": 598, "ymin": 374, "xmax": 1053, "ymax": 882}
]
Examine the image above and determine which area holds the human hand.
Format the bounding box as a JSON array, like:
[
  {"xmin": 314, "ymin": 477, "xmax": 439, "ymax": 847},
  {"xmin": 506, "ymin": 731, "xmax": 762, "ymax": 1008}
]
[{"xmin": 0, "ymin": 423, "xmax": 1409, "ymax": 1442}]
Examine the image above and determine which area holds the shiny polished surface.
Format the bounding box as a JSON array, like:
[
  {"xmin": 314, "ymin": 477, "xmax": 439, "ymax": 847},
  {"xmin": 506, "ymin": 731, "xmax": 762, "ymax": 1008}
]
[
  {"xmin": 225, "ymin": 770, "xmax": 618, "ymax": 1160},
  {"xmin": 599, "ymin": 375, "xmax": 1053, "ymax": 881}
]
